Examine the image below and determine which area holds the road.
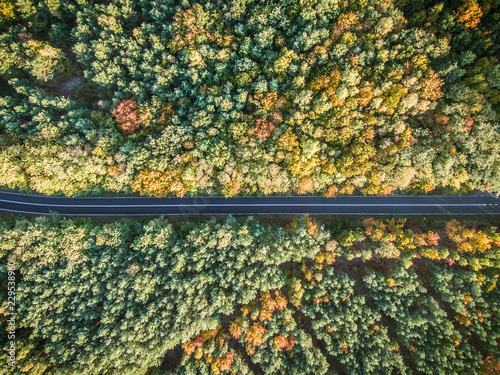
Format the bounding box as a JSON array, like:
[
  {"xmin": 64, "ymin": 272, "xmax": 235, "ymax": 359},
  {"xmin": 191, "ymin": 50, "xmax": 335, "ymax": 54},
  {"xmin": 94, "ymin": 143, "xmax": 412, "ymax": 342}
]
[{"xmin": 0, "ymin": 191, "xmax": 499, "ymax": 216}]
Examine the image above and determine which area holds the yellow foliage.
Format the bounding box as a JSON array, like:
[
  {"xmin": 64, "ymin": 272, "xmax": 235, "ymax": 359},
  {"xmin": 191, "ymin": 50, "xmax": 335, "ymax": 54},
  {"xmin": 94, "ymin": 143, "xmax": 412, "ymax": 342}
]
[
  {"xmin": 421, "ymin": 70, "xmax": 444, "ymax": 100},
  {"xmin": 335, "ymin": 12, "xmax": 359, "ymax": 33},
  {"xmin": 255, "ymin": 91, "xmax": 278, "ymax": 111},
  {"xmin": 357, "ymin": 86, "xmax": 373, "ymax": 106},
  {"xmin": 445, "ymin": 219, "xmax": 493, "ymax": 254},
  {"xmin": 0, "ymin": 0, "xmax": 15, "ymax": 19},
  {"xmin": 277, "ymin": 129, "xmax": 299, "ymax": 151},
  {"xmin": 289, "ymin": 153, "xmax": 320, "ymax": 178},
  {"xmin": 91, "ymin": 147, "xmax": 106, "ymax": 157},
  {"xmin": 132, "ymin": 168, "xmax": 186, "ymax": 197},
  {"xmin": 245, "ymin": 323, "xmax": 266, "ymax": 353},
  {"xmin": 454, "ymin": 1, "xmax": 482, "ymax": 29}
]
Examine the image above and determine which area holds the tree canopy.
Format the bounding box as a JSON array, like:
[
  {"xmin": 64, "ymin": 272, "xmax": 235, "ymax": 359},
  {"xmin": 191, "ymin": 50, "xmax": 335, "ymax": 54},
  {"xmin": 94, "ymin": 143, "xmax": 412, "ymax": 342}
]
[
  {"xmin": 0, "ymin": 0, "xmax": 499, "ymax": 196},
  {"xmin": 1, "ymin": 214, "xmax": 499, "ymax": 374}
]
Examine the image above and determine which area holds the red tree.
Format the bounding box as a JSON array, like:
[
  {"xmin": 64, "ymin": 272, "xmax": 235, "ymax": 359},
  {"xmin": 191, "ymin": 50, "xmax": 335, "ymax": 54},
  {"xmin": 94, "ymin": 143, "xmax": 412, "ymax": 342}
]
[
  {"xmin": 254, "ymin": 119, "xmax": 276, "ymax": 140},
  {"xmin": 111, "ymin": 99, "xmax": 141, "ymax": 135}
]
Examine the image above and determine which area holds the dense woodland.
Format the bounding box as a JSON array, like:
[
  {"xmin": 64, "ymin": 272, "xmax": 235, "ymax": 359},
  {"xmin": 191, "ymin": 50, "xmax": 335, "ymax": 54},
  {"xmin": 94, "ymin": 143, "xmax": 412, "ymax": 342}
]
[
  {"xmin": 0, "ymin": 214, "xmax": 499, "ymax": 374},
  {"xmin": 1, "ymin": 0, "xmax": 500, "ymax": 196}
]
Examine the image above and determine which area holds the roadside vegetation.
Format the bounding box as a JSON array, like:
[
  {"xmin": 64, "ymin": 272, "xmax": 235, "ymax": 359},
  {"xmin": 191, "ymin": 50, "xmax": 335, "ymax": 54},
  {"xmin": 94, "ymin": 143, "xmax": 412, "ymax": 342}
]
[
  {"xmin": 0, "ymin": 214, "xmax": 499, "ymax": 374},
  {"xmin": 1, "ymin": 0, "xmax": 500, "ymax": 197}
]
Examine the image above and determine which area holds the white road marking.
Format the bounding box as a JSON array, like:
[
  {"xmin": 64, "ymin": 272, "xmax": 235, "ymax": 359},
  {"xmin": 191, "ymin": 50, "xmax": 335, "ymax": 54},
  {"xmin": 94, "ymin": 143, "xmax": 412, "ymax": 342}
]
[
  {"xmin": 0, "ymin": 199, "xmax": 496, "ymax": 208},
  {"xmin": 1, "ymin": 208, "xmax": 499, "ymax": 216}
]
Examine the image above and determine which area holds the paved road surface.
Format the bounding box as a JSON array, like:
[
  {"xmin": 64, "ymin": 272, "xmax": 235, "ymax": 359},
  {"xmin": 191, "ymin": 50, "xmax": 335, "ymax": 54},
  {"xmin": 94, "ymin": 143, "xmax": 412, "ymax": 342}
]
[{"xmin": 0, "ymin": 191, "xmax": 499, "ymax": 216}]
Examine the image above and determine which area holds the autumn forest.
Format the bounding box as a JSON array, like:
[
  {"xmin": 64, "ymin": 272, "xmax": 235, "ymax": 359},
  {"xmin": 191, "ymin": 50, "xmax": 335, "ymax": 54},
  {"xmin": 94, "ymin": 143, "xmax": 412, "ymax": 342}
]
[{"xmin": 1, "ymin": 0, "xmax": 500, "ymax": 374}]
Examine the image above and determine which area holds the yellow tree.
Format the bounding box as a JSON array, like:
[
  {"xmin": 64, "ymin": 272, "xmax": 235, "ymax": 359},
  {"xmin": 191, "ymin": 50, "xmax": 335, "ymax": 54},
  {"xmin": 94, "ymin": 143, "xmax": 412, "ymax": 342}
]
[{"xmin": 454, "ymin": 1, "xmax": 483, "ymax": 29}]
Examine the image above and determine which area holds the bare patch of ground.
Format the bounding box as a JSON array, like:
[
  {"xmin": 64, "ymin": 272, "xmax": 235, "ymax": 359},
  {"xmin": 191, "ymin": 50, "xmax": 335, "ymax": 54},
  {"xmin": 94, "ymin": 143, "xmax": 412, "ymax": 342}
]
[{"xmin": 56, "ymin": 76, "xmax": 84, "ymax": 98}]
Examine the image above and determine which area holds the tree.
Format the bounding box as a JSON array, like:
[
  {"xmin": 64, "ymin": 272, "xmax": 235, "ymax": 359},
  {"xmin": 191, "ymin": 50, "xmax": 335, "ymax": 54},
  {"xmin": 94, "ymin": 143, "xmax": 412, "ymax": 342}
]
[
  {"xmin": 111, "ymin": 99, "xmax": 141, "ymax": 134},
  {"xmin": 454, "ymin": 1, "xmax": 483, "ymax": 29}
]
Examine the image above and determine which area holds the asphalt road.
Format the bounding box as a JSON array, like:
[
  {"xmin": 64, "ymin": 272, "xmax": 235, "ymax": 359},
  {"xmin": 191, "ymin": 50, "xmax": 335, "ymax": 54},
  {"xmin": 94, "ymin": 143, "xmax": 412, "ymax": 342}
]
[{"xmin": 0, "ymin": 191, "xmax": 499, "ymax": 216}]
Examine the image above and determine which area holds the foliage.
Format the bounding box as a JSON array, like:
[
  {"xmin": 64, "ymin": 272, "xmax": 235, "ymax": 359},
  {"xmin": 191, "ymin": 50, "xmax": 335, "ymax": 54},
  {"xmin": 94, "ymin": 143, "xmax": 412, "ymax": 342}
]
[
  {"xmin": 1, "ymin": 215, "xmax": 499, "ymax": 374},
  {"xmin": 0, "ymin": 0, "xmax": 499, "ymax": 196},
  {"xmin": 364, "ymin": 265, "xmax": 483, "ymax": 374}
]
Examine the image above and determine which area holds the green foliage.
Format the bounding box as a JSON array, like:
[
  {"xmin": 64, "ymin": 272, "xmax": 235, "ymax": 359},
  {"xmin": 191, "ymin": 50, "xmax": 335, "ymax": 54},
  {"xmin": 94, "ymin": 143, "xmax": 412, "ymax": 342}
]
[
  {"xmin": 0, "ymin": 215, "xmax": 330, "ymax": 374},
  {"xmin": 0, "ymin": 0, "xmax": 499, "ymax": 196},
  {"xmin": 364, "ymin": 265, "xmax": 483, "ymax": 374},
  {"xmin": 302, "ymin": 269, "xmax": 408, "ymax": 374},
  {"xmin": 1, "ymin": 215, "xmax": 499, "ymax": 374},
  {"xmin": 430, "ymin": 263, "xmax": 500, "ymax": 354}
]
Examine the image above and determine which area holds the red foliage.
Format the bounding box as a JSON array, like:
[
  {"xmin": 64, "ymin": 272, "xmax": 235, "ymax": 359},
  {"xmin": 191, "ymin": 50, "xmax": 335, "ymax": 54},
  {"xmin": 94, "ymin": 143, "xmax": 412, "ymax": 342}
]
[
  {"xmin": 254, "ymin": 119, "xmax": 276, "ymax": 140},
  {"xmin": 425, "ymin": 231, "xmax": 440, "ymax": 246},
  {"xmin": 111, "ymin": 99, "xmax": 141, "ymax": 135},
  {"xmin": 464, "ymin": 116, "xmax": 474, "ymax": 132}
]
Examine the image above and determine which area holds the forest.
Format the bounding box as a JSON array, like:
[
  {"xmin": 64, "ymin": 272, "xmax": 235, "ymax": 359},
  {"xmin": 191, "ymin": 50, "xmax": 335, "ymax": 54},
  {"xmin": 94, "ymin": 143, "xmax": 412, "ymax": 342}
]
[
  {"xmin": 1, "ymin": 0, "xmax": 500, "ymax": 197},
  {"xmin": 2, "ymin": 0, "xmax": 500, "ymax": 372},
  {"xmin": 0, "ymin": 214, "xmax": 499, "ymax": 374}
]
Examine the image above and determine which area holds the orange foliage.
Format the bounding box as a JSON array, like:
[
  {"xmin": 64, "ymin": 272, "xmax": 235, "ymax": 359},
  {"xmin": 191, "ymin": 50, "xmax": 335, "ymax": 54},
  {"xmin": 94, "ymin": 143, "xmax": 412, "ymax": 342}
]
[
  {"xmin": 273, "ymin": 332, "xmax": 295, "ymax": 351},
  {"xmin": 222, "ymin": 180, "xmax": 241, "ymax": 198},
  {"xmin": 386, "ymin": 277, "xmax": 400, "ymax": 288},
  {"xmin": 306, "ymin": 215, "xmax": 319, "ymax": 237},
  {"xmin": 369, "ymin": 324, "xmax": 380, "ymax": 336},
  {"xmin": 183, "ymin": 326, "xmax": 234, "ymax": 374},
  {"xmin": 229, "ymin": 320, "xmax": 243, "ymax": 339},
  {"xmin": 315, "ymin": 245, "xmax": 337, "ymax": 267},
  {"xmin": 313, "ymin": 295, "xmax": 330, "ymax": 304},
  {"xmin": 297, "ymin": 177, "xmax": 314, "ymax": 194},
  {"xmin": 464, "ymin": 116, "xmax": 474, "ymax": 131},
  {"xmin": 245, "ymin": 323, "xmax": 266, "ymax": 353},
  {"xmin": 338, "ymin": 181, "xmax": 355, "ymax": 195},
  {"xmin": 182, "ymin": 341, "xmax": 197, "ymax": 355},
  {"xmin": 341, "ymin": 340, "xmax": 349, "ymax": 353},
  {"xmin": 107, "ymin": 163, "xmax": 125, "ymax": 178},
  {"xmin": 357, "ymin": 85, "xmax": 373, "ymax": 106},
  {"xmin": 182, "ymin": 328, "xmax": 220, "ymax": 355},
  {"xmin": 425, "ymin": 231, "xmax": 440, "ymax": 246},
  {"xmin": 208, "ymin": 352, "xmax": 234, "ymax": 374},
  {"xmin": 324, "ymin": 185, "xmax": 338, "ymax": 198},
  {"xmin": 274, "ymin": 334, "xmax": 288, "ymax": 350},
  {"xmin": 363, "ymin": 218, "xmax": 386, "ymax": 242},
  {"xmin": 275, "ymin": 292, "xmax": 288, "ymax": 310},
  {"xmin": 0, "ymin": 0, "xmax": 15, "ymax": 18},
  {"xmin": 413, "ymin": 231, "xmax": 440, "ymax": 247},
  {"xmin": 454, "ymin": 1, "xmax": 482, "ymax": 28},
  {"xmin": 258, "ymin": 291, "xmax": 288, "ymax": 321},
  {"xmin": 258, "ymin": 292, "xmax": 275, "ymax": 321}
]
